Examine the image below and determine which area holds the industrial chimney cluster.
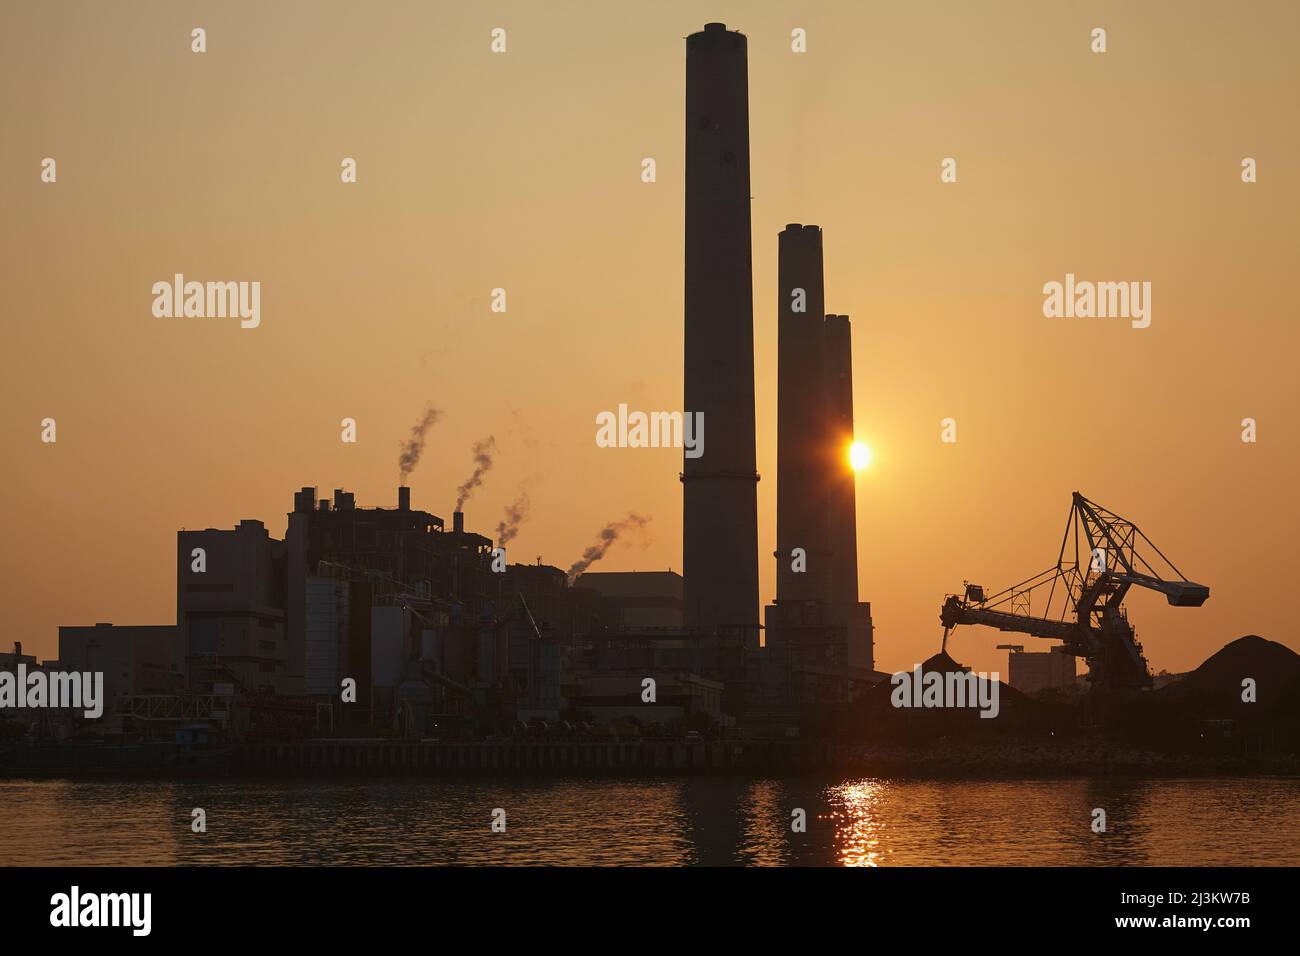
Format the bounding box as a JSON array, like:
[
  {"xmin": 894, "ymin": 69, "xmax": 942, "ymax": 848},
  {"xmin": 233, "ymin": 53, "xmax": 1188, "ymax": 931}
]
[{"xmin": 681, "ymin": 24, "xmax": 873, "ymax": 703}]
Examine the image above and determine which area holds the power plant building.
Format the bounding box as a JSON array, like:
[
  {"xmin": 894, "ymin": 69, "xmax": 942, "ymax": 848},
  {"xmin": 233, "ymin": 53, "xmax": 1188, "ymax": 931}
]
[{"xmin": 177, "ymin": 519, "xmax": 287, "ymax": 694}]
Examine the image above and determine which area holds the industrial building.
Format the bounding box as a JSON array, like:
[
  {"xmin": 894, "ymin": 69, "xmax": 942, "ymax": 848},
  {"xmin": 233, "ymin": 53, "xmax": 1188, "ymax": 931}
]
[
  {"xmin": 285, "ymin": 486, "xmax": 515, "ymax": 732},
  {"xmin": 1004, "ymin": 645, "xmax": 1078, "ymax": 695},
  {"xmin": 0, "ymin": 642, "xmax": 38, "ymax": 673},
  {"xmin": 502, "ymin": 562, "xmax": 601, "ymax": 643},
  {"xmin": 56, "ymin": 624, "xmax": 175, "ymax": 705},
  {"xmin": 0, "ymin": 642, "xmax": 90, "ymax": 736},
  {"xmin": 568, "ymin": 672, "xmax": 723, "ymax": 730},
  {"xmin": 178, "ymin": 518, "xmax": 288, "ymax": 695},
  {"xmin": 577, "ymin": 570, "xmax": 684, "ymax": 630},
  {"xmin": 19, "ymin": 22, "xmax": 882, "ymax": 747}
]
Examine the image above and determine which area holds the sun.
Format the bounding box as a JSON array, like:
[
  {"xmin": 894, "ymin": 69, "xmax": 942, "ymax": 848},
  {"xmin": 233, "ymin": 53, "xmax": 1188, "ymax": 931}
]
[{"xmin": 849, "ymin": 441, "xmax": 872, "ymax": 471}]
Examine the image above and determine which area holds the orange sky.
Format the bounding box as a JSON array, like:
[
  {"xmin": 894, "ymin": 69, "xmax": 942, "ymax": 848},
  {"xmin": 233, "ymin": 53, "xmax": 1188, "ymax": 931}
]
[{"xmin": 3, "ymin": 1, "xmax": 1297, "ymax": 676}]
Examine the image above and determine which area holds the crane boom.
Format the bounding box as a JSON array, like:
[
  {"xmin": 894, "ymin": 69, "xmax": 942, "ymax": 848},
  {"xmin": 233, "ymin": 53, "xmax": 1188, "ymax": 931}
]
[{"xmin": 939, "ymin": 492, "xmax": 1209, "ymax": 693}]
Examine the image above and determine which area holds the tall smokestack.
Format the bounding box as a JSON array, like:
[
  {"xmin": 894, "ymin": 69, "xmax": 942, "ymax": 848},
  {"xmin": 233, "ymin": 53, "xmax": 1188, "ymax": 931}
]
[
  {"xmin": 453, "ymin": 511, "xmax": 464, "ymax": 534},
  {"xmin": 775, "ymin": 224, "xmax": 832, "ymax": 605},
  {"xmin": 398, "ymin": 486, "xmax": 411, "ymax": 511},
  {"xmin": 824, "ymin": 314, "xmax": 858, "ymax": 606},
  {"xmin": 682, "ymin": 22, "xmax": 759, "ymax": 639}
]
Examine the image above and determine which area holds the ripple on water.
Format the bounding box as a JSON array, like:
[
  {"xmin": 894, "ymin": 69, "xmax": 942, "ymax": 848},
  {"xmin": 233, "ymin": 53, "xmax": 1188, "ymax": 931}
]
[{"xmin": 0, "ymin": 776, "xmax": 1296, "ymax": 866}]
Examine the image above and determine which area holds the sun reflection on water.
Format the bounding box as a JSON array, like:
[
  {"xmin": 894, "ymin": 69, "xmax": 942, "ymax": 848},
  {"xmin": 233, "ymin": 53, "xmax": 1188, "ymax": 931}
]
[{"xmin": 827, "ymin": 779, "xmax": 889, "ymax": 867}]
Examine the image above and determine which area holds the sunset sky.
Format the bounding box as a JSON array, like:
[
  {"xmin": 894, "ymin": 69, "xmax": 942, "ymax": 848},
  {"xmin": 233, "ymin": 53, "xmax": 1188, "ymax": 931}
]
[{"xmin": 3, "ymin": 0, "xmax": 1297, "ymax": 676}]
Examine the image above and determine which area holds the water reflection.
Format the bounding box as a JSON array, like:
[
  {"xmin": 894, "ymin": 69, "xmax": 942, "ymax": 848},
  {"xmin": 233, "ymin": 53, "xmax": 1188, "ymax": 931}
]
[
  {"xmin": 1, "ymin": 776, "xmax": 1296, "ymax": 866},
  {"xmin": 827, "ymin": 779, "xmax": 888, "ymax": 866},
  {"xmin": 736, "ymin": 780, "xmax": 790, "ymax": 866}
]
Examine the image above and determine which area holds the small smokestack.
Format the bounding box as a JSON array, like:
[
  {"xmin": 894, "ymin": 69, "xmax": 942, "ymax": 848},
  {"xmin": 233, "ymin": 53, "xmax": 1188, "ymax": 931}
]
[
  {"xmin": 14, "ymin": 642, "xmax": 21, "ymax": 657},
  {"xmin": 398, "ymin": 486, "xmax": 411, "ymax": 511},
  {"xmin": 453, "ymin": 511, "xmax": 464, "ymax": 533}
]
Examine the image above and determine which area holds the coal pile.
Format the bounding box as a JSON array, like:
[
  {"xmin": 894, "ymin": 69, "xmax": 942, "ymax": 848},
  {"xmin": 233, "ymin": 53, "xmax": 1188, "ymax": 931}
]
[
  {"xmin": 846, "ymin": 648, "xmax": 1064, "ymax": 742},
  {"xmin": 1108, "ymin": 636, "xmax": 1300, "ymax": 755},
  {"xmin": 1158, "ymin": 635, "xmax": 1300, "ymax": 718}
]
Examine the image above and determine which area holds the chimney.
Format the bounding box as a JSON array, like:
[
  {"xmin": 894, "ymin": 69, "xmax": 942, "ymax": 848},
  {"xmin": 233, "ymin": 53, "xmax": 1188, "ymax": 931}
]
[
  {"xmin": 398, "ymin": 486, "xmax": 411, "ymax": 511},
  {"xmin": 453, "ymin": 511, "xmax": 464, "ymax": 533},
  {"xmin": 824, "ymin": 314, "xmax": 858, "ymax": 606},
  {"xmin": 682, "ymin": 22, "xmax": 760, "ymax": 639},
  {"xmin": 13, "ymin": 642, "xmax": 21, "ymax": 657},
  {"xmin": 775, "ymin": 224, "xmax": 831, "ymax": 606}
]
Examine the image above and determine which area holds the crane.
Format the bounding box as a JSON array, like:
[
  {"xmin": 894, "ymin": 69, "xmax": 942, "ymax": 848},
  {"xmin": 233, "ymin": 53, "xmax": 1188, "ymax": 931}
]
[{"xmin": 939, "ymin": 492, "xmax": 1209, "ymax": 693}]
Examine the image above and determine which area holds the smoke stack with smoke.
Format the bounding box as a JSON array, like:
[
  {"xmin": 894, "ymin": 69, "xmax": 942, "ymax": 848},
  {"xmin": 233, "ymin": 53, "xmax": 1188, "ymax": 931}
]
[
  {"xmin": 495, "ymin": 491, "xmax": 531, "ymax": 547},
  {"xmin": 566, "ymin": 513, "xmax": 652, "ymax": 584},
  {"xmin": 455, "ymin": 435, "xmax": 497, "ymax": 511},
  {"xmin": 398, "ymin": 404, "xmax": 442, "ymax": 485}
]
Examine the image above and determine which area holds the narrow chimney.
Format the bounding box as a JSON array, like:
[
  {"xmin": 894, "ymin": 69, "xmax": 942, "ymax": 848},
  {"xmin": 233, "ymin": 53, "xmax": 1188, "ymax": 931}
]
[
  {"xmin": 398, "ymin": 486, "xmax": 411, "ymax": 511},
  {"xmin": 776, "ymin": 224, "xmax": 831, "ymax": 606},
  {"xmin": 682, "ymin": 22, "xmax": 760, "ymax": 638},
  {"xmin": 824, "ymin": 314, "xmax": 859, "ymax": 607},
  {"xmin": 453, "ymin": 511, "xmax": 464, "ymax": 533}
]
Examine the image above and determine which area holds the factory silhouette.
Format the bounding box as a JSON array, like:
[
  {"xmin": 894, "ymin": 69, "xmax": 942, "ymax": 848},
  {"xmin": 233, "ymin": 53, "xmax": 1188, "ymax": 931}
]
[
  {"xmin": 5, "ymin": 23, "xmax": 1295, "ymax": 774},
  {"xmin": 2, "ymin": 24, "xmax": 878, "ymax": 760}
]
